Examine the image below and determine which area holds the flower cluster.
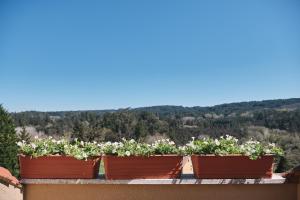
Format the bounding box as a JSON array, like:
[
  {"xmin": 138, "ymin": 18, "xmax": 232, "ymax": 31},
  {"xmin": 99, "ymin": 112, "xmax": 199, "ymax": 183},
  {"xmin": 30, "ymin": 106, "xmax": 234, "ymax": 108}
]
[
  {"xmin": 17, "ymin": 136, "xmax": 101, "ymax": 160},
  {"xmin": 151, "ymin": 139, "xmax": 179, "ymax": 155},
  {"xmin": 17, "ymin": 135, "xmax": 283, "ymax": 160},
  {"xmin": 102, "ymin": 138, "xmax": 180, "ymax": 156},
  {"xmin": 239, "ymin": 139, "xmax": 283, "ymax": 160},
  {"xmin": 184, "ymin": 135, "xmax": 283, "ymax": 160}
]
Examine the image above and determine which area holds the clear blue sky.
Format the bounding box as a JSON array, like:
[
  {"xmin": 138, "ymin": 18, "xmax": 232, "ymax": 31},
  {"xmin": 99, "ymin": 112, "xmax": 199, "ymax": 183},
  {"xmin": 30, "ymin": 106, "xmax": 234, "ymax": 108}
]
[{"xmin": 0, "ymin": 0, "xmax": 299, "ymax": 112}]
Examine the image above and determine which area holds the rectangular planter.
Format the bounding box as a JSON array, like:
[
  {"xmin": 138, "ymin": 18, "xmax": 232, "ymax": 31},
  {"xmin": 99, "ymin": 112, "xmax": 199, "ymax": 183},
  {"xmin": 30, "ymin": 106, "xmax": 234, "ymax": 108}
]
[
  {"xmin": 191, "ymin": 155, "xmax": 274, "ymax": 179},
  {"xmin": 103, "ymin": 155, "xmax": 183, "ymax": 179},
  {"xmin": 19, "ymin": 155, "xmax": 101, "ymax": 179}
]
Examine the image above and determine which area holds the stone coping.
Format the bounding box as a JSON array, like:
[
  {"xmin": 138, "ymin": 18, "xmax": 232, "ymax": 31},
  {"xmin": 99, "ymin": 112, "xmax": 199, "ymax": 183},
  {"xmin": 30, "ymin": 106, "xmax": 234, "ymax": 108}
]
[{"xmin": 21, "ymin": 174, "xmax": 286, "ymax": 185}]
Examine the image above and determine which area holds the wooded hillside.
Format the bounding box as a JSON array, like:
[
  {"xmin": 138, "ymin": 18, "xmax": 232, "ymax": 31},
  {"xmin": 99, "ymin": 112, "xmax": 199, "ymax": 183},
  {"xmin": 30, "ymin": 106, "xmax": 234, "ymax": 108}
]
[{"xmin": 11, "ymin": 98, "xmax": 300, "ymax": 172}]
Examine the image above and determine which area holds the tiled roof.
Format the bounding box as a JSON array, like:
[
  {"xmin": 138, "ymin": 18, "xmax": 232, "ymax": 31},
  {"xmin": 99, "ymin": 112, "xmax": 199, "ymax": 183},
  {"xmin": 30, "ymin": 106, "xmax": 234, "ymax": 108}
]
[{"xmin": 0, "ymin": 167, "xmax": 20, "ymax": 187}]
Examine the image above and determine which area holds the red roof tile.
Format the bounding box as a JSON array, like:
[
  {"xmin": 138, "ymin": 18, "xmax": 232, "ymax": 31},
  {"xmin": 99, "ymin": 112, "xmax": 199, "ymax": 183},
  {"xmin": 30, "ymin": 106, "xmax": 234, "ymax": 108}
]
[{"xmin": 0, "ymin": 167, "xmax": 20, "ymax": 186}]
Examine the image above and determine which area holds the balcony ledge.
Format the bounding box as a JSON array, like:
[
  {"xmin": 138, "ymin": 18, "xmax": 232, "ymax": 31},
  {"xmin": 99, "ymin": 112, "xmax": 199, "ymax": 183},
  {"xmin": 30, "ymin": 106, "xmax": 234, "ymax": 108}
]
[{"xmin": 21, "ymin": 174, "xmax": 286, "ymax": 185}]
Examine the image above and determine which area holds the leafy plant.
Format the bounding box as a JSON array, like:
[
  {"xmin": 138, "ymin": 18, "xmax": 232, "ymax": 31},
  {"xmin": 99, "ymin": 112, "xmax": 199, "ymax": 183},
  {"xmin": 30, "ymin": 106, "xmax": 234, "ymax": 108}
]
[
  {"xmin": 102, "ymin": 138, "xmax": 180, "ymax": 156},
  {"xmin": 17, "ymin": 135, "xmax": 283, "ymax": 160},
  {"xmin": 17, "ymin": 136, "xmax": 101, "ymax": 160},
  {"xmin": 240, "ymin": 139, "xmax": 283, "ymax": 160},
  {"xmin": 184, "ymin": 135, "xmax": 283, "ymax": 160},
  {"xmin": 151, "ymin": 139, "xmax": 179, "ymax": 155}
]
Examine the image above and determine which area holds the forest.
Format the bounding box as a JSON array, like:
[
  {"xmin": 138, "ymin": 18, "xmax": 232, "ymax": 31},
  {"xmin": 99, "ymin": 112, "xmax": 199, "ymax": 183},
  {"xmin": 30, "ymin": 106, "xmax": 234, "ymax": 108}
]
[{"xmin": 11, "ymin": 98, "xmax": 300, "ymax": 172}]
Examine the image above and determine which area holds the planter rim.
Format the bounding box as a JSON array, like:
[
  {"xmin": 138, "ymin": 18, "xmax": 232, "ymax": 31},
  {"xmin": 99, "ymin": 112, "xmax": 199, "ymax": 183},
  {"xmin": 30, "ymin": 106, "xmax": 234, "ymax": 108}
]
[
  {"xmin": 103, "ymin": 154, "xmax": 183, "ymax": 157},
  {"xmin": 19, "ymin": 154, "xmax": 101, "ymax": 159},
  {"xmin": 190, "ymin": 154, "xmax": 274, "ymax": 157}
]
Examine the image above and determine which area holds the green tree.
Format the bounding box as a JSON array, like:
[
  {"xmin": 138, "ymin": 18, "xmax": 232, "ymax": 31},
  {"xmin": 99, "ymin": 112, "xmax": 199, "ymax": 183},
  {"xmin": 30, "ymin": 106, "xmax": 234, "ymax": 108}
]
[
  {"xmin": 18, "ymin": 126, "xmax": 31, "ymax": 143},
  {"xmin": 134, "ymin": 121, "xmax": 148, "ymax": 140},
  {"xmin": 72, "ymin": 120, "xmax": 90, "ymax": 141},
  {"xmin": 0, "ymin": 105, "xmax": 18, "ymax": 176}
]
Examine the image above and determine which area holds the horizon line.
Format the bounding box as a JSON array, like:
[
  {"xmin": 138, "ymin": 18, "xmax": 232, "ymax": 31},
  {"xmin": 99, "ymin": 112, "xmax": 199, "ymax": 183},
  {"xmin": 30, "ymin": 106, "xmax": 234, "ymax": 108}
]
[{"xmin": 7, "ymin": 97, "xmax": 300, "ymax": 113}]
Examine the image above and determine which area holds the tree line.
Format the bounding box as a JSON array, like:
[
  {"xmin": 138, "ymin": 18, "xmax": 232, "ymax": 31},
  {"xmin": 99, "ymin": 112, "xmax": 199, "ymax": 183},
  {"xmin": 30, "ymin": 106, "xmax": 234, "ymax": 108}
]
[{"xmin": 4, "ymin": 98, "xmax": 300, "ymax": 174}]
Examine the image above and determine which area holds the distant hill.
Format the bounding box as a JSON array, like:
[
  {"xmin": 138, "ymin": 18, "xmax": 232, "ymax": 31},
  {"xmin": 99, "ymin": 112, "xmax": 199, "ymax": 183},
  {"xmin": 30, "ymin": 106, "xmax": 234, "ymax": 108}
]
[
  {"xmin": 134, "ymin": 98, "xmax": 300, "ymax": 116},
  {"xmin": 12, "ymin": 97, "xmax": 300, "ymax": 118},
  {"xmin": 10, "ymin": 98, "xmax": 300, "ymax": 172}
]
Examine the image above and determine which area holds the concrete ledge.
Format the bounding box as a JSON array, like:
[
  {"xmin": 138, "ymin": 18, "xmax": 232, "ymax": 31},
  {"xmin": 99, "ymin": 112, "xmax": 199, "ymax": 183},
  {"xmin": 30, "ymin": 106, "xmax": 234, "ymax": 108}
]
[{"xmin": 21, "ymin": 174, "xmax": 286, "ymax": 185}]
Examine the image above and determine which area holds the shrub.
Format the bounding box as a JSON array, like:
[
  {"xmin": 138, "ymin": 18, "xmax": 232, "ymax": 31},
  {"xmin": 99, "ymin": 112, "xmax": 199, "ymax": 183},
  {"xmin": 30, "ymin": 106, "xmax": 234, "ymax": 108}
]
[
  {"xmin": 102, "ymin": 138, "xmax": 180, "ymax": 156},
  {"xmin": 0, "ymin": 105, "xmax": 18, "ymax": 176},
  {"xmin": 184, "ymin": 135, "xmax": 283, "ymax": 160},
  {"xmin": 17, "ymin": 136, "xmax": 101, "ymax": 160}
]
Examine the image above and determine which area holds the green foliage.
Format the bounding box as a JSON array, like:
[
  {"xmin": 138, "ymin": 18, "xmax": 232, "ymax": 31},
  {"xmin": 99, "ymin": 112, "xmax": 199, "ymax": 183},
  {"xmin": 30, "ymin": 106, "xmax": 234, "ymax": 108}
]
[
  {"xmin": 17, "ymin": 136, "xmax": 101, "ymax": 160},
  {"xmin": 151, "ymin": 139, "xmax": 179, "ymax": 155},
  {"xmin": 102, "ymin": 138, "xmax": 180, "ymax": 156},
  {"xmin": 9, "ymin": 98, "xmax": 300, "ymax": 171},
  {"xmin": 184, "ymin": 135, "xmax": 283, "ymax": 160},
  {"xmin": 72, "ymin": 120, "xmax": 106, "ymax": 142},
  {"xmin": 0, "ymin": 105, "xmax": 19, "ymax": 176},
  {"xmin": 18, "ymin": 126, "xmax": 31, "ymax": 143},
  {"xmin": 240, "ymin": 139, "xmax": 283, "ymax": 160}
]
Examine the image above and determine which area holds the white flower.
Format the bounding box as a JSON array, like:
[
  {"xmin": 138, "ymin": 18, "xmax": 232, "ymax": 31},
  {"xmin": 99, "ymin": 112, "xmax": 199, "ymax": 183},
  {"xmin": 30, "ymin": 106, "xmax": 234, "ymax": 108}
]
[
  {"xmin": 113, "ymin": 142, "xmax": 119, "ymax": 146},
  {"xmin": 191, "ymin": 137, "xmax": 195, "ymax": 141},
  {"xmin": 125, "ymin": 151, "xmax": 131, "ymax": 156},
  {"xmin": 34, "ymin": 136, "xmax": 39, "ymax": 139},
  {"xmin": 265, "ymin": 149, "xmax": 271, "ymax": 154},
  {"xmin": 17, "ymin": 141, "xmax": 23, "ymax": 147},
  {"xmin": 179, "ymin": 146, "xmax": 186, "ymax": 151},
  {"xmin": 214, "ymin": 139, "xmax": 220, "ymax": 146},
  {"xmin": 82, "ymin": 152, "xmax": 88, "ymax": 158},
  {"xmin": 80, "ymin": 141, "xmax": 84, "ymax": 146},
  {"xmin": 226, "ymin": 135, "xmax": 233, "ymax": 140},
  {"xmin": 187, "ymin": 141, "xmax": 195, "ymax": 149},
  {"xmin": 31, "ymin": 143, "xmax": 37, "ymax": 149},
  {"xmin": 269, "ymin": 143, "xmax": 275, "ymax": 147}
]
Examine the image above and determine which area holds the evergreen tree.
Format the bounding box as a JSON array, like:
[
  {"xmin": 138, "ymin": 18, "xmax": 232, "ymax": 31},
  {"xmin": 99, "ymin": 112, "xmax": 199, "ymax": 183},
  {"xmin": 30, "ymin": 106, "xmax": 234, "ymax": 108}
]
[
  {"xmin": 72, "ymin": 120, "xmax": 86, "ymax": 141},
  {"xmin": 134, "ymin": 121, "xmax": 148, "ymax": 140},
  {"xmin": 0, "ymin": 105, "xmax": 18, "ymax": 176},
  {"xmin": 18, "ymin": 126, "xmax": 31, "ymax": 143}
]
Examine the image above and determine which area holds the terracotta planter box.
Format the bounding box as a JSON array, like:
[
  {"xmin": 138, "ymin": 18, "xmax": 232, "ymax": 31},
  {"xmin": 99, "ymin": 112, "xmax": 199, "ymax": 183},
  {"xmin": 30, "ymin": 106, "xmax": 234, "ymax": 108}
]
[
  {"xmin": 19, "ymin": 155, "xmax": 101, "ymax": 179},
  {"xmin": 103, "ymin": 155, "xmax": 183, "ymax": 179},
  {"xmin": 191, "ymin": 155, "xmax": 274, "ymax": 179}
]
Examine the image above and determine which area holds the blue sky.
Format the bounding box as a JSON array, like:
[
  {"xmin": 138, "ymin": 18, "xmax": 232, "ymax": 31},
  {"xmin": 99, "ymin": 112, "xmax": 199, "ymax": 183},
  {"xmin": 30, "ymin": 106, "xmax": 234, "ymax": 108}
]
[{"xmin": 0, "ymin": 0, "xmax": 299, "ymax": 112}]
